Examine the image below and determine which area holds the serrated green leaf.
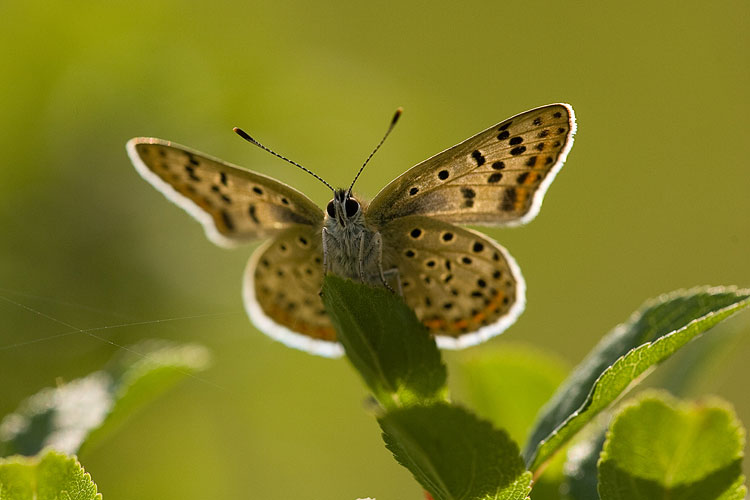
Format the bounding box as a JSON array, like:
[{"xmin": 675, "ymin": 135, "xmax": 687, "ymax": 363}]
[
  {"xmin": 0, "ymin": 449, "xmax": 101, "ymax": 500},
  {"xmin": 379, "ymin": 403, "xmax": 531, "ymax": 500},
  {"xmin": 322, "ymin": 275, "xmax": 447, "ymax": 408},
  {"xmin": 0, "ymin": 340, "xmax": 210, "ymax": 457},
  {"xmin": 458, "ymin": 344, "xmax": 568, "ymax": 446},
  {"xmin": 598, "ymin": 392, "xmax": 746, "ymax": 500},
  {"xmin": 524, "ymin": 286, "xmax": 750, "ymax": 471}
]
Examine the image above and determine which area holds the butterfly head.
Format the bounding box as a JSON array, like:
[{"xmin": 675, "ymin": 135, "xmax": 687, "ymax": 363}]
[{"xmin": 326, "ymin": 189, "xmax": 362, "ymax": 227}]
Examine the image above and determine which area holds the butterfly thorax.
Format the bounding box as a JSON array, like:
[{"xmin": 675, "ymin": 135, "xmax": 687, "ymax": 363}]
[{"xmin": 323, "ymin": 190, "xmax": 381, "ymax": 283}]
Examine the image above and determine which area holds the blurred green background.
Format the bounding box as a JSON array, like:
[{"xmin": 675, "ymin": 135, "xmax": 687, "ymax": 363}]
[{"xmin": 1, "ymin": 1, "xmax": 748, "ymax": 498}]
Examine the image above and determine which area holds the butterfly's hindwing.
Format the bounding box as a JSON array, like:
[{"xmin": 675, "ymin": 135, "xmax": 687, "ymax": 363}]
[
  {"xmin": 367, "ymin": 103, "xmax": 575, "ymax": 227},
  {"xmin": 380, "ymin": 215, "xmax": 526, "ymax": 348},
  {"xmin": 127, "ymin": 138, "xmax": 323, "ymax": 247},
  {"xmin": 243, "ymin": 225, "xmax": 342, "ymax": 357}
]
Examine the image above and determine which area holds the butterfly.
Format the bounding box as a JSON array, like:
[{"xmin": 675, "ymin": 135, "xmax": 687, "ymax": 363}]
[{"xmin": 127, "ymin": 103, "xmax": 576, "ymax": 357}]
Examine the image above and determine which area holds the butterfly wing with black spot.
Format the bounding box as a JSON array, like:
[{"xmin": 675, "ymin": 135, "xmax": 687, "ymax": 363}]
[
  {"xmin": 243, "ymin": 225, "xmax": 342, "ymax": 357},
  {"xmin": 379, "ymin": 215, "xmax": 525, "ymax": 348},
  {"xmin": 127, "ymin": 138, "xmax": 323, "ymax": 247},
  {"xmin": 367, "ymin": 104, "xmax": 575, "ymax": 227}
]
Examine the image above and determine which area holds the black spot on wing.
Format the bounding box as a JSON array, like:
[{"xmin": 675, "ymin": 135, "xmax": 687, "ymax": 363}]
[
  {"xmin": 220, "ymin": 210, "xmax": 234, "ymax": 231},
  {"xmin": 471, "ymin": 150, "xmax": 486, "ymax": 166},
  {"xmin": 185, "ymin": 152, "xmax": 200, "ymax": 166},
  {"xmin": 248, "ymin": 204, "xmax": 259, "ymax": 224},
  {"xmin": 185, "ymin": 165, "xmax": 201, "ymax": 181},
  {"xmin": 461, "ymin": 187, "xmax": 476, "ymax": 208},
  {"xmin": 501, "ymin": 187, "xmax": 517, "ymax": 211}
]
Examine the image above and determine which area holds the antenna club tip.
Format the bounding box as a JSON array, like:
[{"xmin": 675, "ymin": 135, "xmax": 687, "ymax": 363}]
[
  {"xmin": 233, "ymin": 127, "xmax": 255, "ymax": 143},
  {"xmin": 392, "ymin": 107, "xmax": 403, "ymax": 124}
]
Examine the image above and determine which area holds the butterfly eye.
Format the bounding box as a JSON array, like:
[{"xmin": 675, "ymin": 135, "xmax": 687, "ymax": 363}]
[
  {"xmin": 326, "ymin": 200, "xmax": 336, "ymax": 218},
  {"xmin": 345, "ymin": 199, "xmax": 359, "ymax": 218}
]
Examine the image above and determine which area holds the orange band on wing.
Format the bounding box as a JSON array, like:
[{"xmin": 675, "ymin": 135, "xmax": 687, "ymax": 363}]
[
  {"xmin": 267, "ymin": 304, "xmax": 337, "ymax": 341},
  {"xmin": 422, "ymin": 289, "xmax": 508, "ymax": 336}
]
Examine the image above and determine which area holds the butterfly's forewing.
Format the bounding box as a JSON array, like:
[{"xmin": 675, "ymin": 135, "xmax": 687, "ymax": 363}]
[
  {"xmin": 243, "ymin": 225, "xmax": 342, "ymax": 357},
  {"xmin": 380, "ymin": 215, "xmax": 525, "ymax": 348},
  {"xmin": 127, "ymin": 138, "xmax": 323, "ymax": 247},
  {"xmin": 367, "ymin": 104, "xmax": 575, "ymax": 227}
]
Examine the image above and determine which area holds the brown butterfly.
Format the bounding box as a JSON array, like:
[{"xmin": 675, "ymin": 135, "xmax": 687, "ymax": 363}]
[{"xmin": 127, "ymin": 104, "xmax": 576, "ymax": 357}]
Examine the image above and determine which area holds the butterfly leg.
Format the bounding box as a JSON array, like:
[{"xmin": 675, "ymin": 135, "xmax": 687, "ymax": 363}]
[
  {"xmin": 358, "ymin": 232, "xmax": 366, "ymax": 281},
  {"xmin": 382, "ymin": 268, "xmax": 403, "ymax": 296},
  {"xmin": 372, "ymin": 232, "xmax": 396, "ymax": 294},
  {"xmin": 321, "ymin": 227, "xmax": 330, "ymax": 274}
]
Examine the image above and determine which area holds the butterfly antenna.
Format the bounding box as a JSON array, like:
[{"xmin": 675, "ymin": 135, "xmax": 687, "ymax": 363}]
[
  {"xmin": 347, "ymin": 107, "xmax": 402, "ymax": 196},
  {"xmin": 233, "ymin": 127, "xmax": 335, "ymax": 192}
]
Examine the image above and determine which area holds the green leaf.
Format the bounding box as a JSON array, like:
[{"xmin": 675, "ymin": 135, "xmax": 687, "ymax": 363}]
[
  {"xmin": 0, "ymin": 340, "xmax": 210, "ymax": 457},
  {"xmin": 322, "ymin": 275, "xmax": 447, "ymax": 408},
  {"xmin": 598, "ymin": 392, "xmax": 746, "ymax": 500},
  {"xmin": 379, "ymin": 403, "xmax": 532, "ymax": 500},
  {"xmin": 0, "ymin": 449, "xmax": 101, "ymax": 499},
  {"xmin": 524, "ymin": 286, "xmax": 750, "ymax": 471},
  {"xmin": 458, "ymin": 343, "xmax": 568, "ymax": 446}
]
